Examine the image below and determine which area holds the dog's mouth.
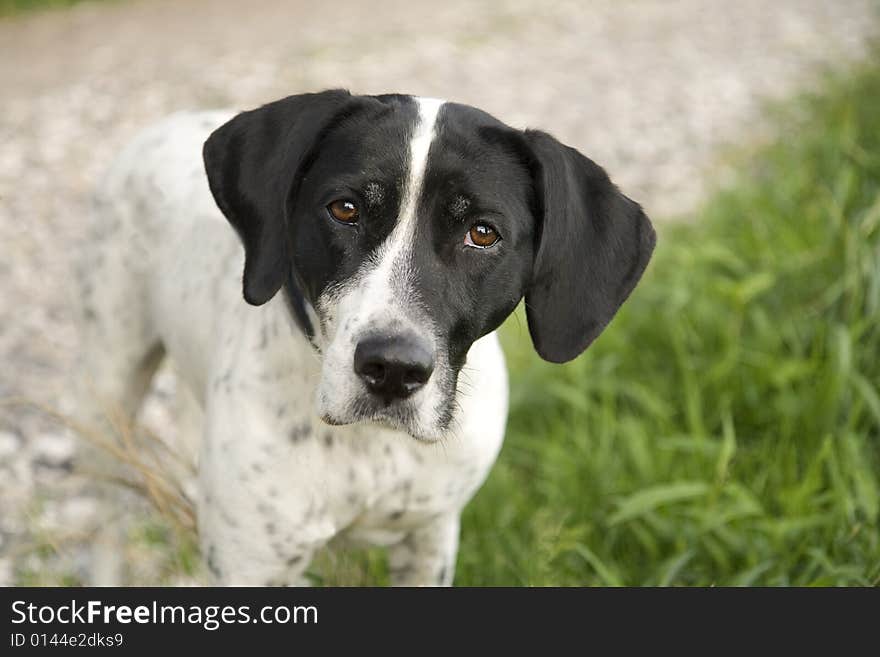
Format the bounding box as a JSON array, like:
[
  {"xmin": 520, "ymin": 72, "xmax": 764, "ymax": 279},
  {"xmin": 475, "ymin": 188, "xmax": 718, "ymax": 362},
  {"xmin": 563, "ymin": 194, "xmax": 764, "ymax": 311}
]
[{"xmin": 319, "ymin": 396, "xmax": 449, "ymax": 443}]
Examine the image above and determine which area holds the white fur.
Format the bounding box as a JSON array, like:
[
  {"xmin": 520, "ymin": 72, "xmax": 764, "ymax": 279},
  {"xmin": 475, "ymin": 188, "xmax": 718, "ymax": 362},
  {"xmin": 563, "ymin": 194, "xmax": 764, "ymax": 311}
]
[{"xmin": 76, "ymin": 106, "xmax": 508, "ymax": 586}]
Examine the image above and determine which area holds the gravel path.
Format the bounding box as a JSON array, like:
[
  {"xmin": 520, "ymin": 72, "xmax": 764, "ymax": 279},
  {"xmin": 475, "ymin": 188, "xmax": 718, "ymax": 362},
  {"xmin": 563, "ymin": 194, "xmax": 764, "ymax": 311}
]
[{"xmin": 1, "ymin": 0, "xmax": 876, "ymax": 585}]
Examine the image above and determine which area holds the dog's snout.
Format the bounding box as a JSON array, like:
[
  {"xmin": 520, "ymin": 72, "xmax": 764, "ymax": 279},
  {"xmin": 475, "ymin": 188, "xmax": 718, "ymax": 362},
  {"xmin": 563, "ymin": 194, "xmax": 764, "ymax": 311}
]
[{"xmin": 354, "ymin": 334, "xmax": 434, "ymax": 401}]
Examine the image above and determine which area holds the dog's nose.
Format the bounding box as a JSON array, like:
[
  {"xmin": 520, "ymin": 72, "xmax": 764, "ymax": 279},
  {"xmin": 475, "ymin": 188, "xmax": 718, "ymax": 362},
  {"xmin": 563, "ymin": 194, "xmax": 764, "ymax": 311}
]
[{"xmin": 354, "ymin": 334, "xmax": 434, "ymax": 401}]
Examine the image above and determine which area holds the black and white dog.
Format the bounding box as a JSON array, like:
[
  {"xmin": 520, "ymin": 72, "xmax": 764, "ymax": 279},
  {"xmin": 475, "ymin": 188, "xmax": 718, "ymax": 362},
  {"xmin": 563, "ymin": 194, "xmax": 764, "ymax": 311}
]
[{"xmin": 77, "ymin": 91, "xmax": 655, "ymax": 585}]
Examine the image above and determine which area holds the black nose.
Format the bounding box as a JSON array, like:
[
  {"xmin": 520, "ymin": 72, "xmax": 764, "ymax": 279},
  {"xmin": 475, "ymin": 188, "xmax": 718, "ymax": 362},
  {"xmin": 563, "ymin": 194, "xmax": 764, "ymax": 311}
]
[{"xmin": 354, "ymin": 334, "xmax": 434, "ymax": 401}]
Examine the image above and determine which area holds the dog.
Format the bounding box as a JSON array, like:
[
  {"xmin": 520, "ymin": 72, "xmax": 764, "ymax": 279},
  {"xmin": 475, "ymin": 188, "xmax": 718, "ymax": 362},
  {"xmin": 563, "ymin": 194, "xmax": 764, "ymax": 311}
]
[{"xmin": 75, "ymin": 90, "xmax": 655, "ymax": 585}]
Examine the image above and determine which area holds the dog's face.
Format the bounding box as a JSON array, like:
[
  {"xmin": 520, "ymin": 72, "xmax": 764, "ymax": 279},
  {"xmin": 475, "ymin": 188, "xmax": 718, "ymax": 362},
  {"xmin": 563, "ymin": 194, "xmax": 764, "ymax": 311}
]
[{"xmin": 204, "ymin": 91, "xmax": 656, "ymax": 441}]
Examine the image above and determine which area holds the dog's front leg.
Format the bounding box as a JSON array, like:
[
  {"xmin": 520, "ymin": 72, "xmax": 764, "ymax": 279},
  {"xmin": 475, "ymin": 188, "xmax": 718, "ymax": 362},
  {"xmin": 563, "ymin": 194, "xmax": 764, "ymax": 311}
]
[
  {"xmin": 197, "ymin": 471, "xmax": 319, "ymax": 586},
  {"xmin": 196, "ymin": 406, "xmax": 324, "ymax": 586},
  {"xmin": 388, "ymin": 513, "xmax": 460, "ymax": 586}
]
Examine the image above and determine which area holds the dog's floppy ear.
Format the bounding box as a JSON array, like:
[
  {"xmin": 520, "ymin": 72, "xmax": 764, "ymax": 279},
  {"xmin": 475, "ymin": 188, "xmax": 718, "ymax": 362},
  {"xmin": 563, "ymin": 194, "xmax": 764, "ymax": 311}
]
[
  {"xmin": 203, "ymin": 90, "xmax": 353, "ymax": 305},
  {"xmin": 522, "ymin": 129, "xmax": 656, "ymax": 363}
]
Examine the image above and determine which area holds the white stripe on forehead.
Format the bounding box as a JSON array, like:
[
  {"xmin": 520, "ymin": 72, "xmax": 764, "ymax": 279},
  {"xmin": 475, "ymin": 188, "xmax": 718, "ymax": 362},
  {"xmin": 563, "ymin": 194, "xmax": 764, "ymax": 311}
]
[
  {"xmin": 363, "ymin": 97, "xmax": 443, "ymax": 292},
  {"xmin": 398, "ymin": 97, "xmax": 444, "ymax": 240}
]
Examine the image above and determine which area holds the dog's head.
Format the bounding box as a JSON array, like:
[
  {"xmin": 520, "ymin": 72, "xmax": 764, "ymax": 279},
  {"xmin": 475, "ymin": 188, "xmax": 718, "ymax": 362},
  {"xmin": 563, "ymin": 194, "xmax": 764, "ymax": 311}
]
[{"xmin": 203, "ymin": 91, "xmax": 656, "ymax": 441}]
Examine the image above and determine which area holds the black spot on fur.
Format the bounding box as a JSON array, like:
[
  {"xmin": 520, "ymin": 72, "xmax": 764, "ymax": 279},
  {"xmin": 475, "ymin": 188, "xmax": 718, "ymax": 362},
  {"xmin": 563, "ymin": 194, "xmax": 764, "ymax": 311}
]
[
  {"xmin": 220, "ymin": 509, "xmax": 240, "ymax": 528},
  {"xmin": 289, "ymin": 422, "xmax": 311, "ymax": 443},
  {"xmin": 206, "ymin": 544, "xmax": 222, "ymax": 579},
  {"xmin": 389, "ymin": 564, "xmax": 415, "ymax": 582}
]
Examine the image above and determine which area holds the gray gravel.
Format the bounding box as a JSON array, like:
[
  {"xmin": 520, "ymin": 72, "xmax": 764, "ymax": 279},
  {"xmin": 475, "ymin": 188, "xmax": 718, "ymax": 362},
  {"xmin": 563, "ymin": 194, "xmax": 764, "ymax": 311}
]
[{"xmin": 1, "ymin": 0, "xmax": 876, "ymax": 585}]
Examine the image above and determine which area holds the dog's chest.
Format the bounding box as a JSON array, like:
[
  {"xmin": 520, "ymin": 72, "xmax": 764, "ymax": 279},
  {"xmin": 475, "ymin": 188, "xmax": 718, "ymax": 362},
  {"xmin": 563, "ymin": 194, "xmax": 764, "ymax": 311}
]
[{"xmin": 233, "ymin": 418, "xmax": 494, "ymax": 548}]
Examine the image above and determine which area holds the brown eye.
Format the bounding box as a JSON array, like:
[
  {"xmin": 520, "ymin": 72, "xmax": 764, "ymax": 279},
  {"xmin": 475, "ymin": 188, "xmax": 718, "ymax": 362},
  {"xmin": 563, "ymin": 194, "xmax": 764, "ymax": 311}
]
[
  {"xmin": 327, "ymin": 199, "xmax": 359, "ymax": 224},
  {"xmin": 465, "ymin": 223, "xmax": 500, "ymax": 249}
]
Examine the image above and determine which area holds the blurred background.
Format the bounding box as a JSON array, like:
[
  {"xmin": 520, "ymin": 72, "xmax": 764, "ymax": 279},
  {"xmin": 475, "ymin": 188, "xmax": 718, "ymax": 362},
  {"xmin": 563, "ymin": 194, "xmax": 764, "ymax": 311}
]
[{"xmin": 1, "ymin": 0, "xmax": 878, "ymax": 585}]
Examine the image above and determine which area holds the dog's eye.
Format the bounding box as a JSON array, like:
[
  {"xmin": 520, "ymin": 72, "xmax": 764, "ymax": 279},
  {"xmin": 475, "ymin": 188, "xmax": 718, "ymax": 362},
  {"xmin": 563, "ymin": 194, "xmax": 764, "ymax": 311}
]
[
  {"xmin": 465, "ymin": 223, "xmax": 500, "ymax": 249},
  {"xmin": 327, "ymin": 199, "xmax": 359, "ymax": 224}
]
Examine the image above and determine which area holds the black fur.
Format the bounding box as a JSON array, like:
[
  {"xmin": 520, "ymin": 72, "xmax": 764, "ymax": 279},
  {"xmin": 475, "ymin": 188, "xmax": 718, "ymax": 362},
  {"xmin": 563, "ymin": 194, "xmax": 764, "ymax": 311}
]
[
  {"xmin": 203, "ymin": 90, "xmax": 368, "ymax": 305},
  {"xmin": 411, "ymin": 102, "xmax": 537, "ymax": 369},
  {"xmin": 521, "ymin": 129, "xmax": 657, "ymax": 362}
]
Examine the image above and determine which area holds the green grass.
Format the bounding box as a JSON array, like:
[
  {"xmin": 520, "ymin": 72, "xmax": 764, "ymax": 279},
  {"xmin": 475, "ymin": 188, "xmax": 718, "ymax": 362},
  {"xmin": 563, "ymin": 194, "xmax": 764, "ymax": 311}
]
[{"xmin": 450, "ymin": 60, "xmax": 880, "ymax": 586}]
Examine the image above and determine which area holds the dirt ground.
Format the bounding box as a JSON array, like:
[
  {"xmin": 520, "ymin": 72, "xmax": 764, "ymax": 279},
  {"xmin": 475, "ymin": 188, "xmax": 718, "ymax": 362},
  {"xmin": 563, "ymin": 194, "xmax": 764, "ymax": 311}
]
[{"xmin": 1, "ymin": 0, "xmax": 876, "ymax": 584}]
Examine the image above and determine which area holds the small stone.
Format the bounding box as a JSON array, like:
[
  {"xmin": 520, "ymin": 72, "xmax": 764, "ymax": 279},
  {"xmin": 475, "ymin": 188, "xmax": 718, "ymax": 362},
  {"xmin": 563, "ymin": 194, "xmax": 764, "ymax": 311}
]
[
  {"xmin": 30, "ymin": 432, "xmax": 76, "ymax": 468},
  {"xmin": 60, "ymin": 497, "xmax": 99, "ymax": 526},
  {"xmin": 0, "ymin": 431, "xmax": 21, "ymax": 460}
]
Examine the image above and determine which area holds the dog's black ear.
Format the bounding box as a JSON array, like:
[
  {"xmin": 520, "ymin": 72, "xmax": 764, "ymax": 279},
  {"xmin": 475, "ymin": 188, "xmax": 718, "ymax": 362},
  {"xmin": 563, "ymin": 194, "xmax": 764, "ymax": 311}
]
[
  {"xmin": 203, "ymin": 90, "xmax": 353, "ymax": 305},
  {"xmin": 522, "ymin": 129, "xmax": 656, "ymax": 363}
]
